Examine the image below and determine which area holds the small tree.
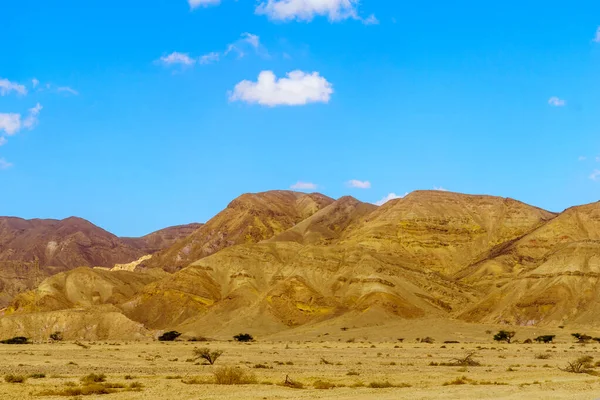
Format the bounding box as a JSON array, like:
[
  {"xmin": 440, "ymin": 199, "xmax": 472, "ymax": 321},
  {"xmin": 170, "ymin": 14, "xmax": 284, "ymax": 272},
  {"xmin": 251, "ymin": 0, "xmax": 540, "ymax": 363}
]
[
  {"xmin": 233, "ymin": 333, "xmax": 254, "ymax": 342},
  {"xmin": 571, "ymin": 333, "xmax": 592, "ymax": 343},
  {"xmin": 493, "ymin": 331, "xmax": 516, "ymax": 344},
  {"xmin": 534, "ymin": 335, "xmax": 555, "ymax": 344},
  {"xmin": 194, "ymin": 347, "xmax": 223, "ymax": 365},
  {"xmin": 158, "ymin": 331, "xmax": 182, "ymax": 342},
  {"xmin": 50, "ymin": 332, "xmax": 63, "ymax": 341}
]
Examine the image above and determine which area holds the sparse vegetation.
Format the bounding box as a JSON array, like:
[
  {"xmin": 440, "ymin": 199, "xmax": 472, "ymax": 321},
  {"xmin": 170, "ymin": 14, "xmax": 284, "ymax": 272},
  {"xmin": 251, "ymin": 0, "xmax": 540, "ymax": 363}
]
[
  {"xmin": 493, "ymin": 331, "xmax": 516, "ymax": 343},
  {"xmin": 212, "ymin": 367, "xmax": 256, "ymax": 385},
  {"xmin": 81, "ymin": 373, "xmax": 107, "ymax": 383},
  {"xmin": 50, "ymin": 331, "xmax": 63, "ymax": 341},
  {"xmin": 562, "ymin": 355, "xmax": 595, "ymax": 374},
  {"xmin": 193, "ymin": 347, "xmax": 223, "ymax": 365},
  {"xmin": 534, "ymin": 335, "xmax": 555, "ymax": 344},
  {"xmin": 571, "ymin": 333, "xmax": 592, "ymax": 343},
  {"xmin": 283, "ymin": 375, "xmax": 304, "ymax": 389},
  {"xmin": 233, "ymin": 333, "xmax": 254, "ymax": 342},
  {"xmin": 158, "ymin": 331, "xmax": 182, "ymax": 342},
  {"xmin": 0, "ymin": 336, "xmax": 29, "ymax": 344},
  {"xmin": 5, "ymin": 374, "xmax": 27, "ymax": 383}
]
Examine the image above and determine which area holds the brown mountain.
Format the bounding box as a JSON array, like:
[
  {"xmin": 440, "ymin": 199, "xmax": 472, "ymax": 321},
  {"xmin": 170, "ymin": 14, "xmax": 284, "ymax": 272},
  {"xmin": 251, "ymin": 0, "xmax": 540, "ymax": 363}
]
[
  {"xmin": 121, "ymin": 223, "xmax": 204, "ymax": 253},
  {"xmin": 140, "ymin": 190, "xmax": 335, "ymax": 272}
]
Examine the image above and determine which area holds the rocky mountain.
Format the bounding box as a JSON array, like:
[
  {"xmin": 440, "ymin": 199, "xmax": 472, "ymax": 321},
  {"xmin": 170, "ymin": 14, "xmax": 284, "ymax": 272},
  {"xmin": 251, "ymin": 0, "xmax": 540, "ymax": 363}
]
[{"xmin": 7, "ymin": 190, "xmax": 600, "ymax": 340}]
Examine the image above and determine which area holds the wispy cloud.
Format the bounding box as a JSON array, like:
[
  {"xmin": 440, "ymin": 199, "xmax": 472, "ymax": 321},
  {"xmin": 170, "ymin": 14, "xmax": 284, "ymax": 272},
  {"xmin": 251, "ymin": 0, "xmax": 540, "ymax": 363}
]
[
  {"xmin": 548, "ymin": 96, "xmax": 566, "ymax": 107},
  {"xmin": 189, "ymin": 0, "xmax": 220, "ymax": 9},
  {"xmin": 0, "ymin": 78, "xmax": 27, "ymax": 96},
  {"xmin": 590, "ymin": 170, "xmax": 600, "ymax": 181},
  {"xmin": 0, "ymin": 113, "xmax": 22, "ymax": 135},
  {"xmin": 0, "ymin": 158, "xmax": 12, "ymax": 170},
  {"xmin": 375, "ymin": 192, "xmax": 407, "ymax": 206},
  {"xmin": 57, "ymin": 86, "xmax": 79, "ymax": 96},
  {"xmin": 434, "ymin": 186, "xmax": 449, "ymax": 191},
  {"xmin": 0, "ymin": 137, "xmax": 6, "ymax": 146},
  {"xmin": 158, "ymin": 52, "xmax": 197, "ymax": 66},
  {"xmin": 291, "ymin": 181, "xmax": 318, "ymax": 190},
  {"xmin": 347, "ymin": 179, "xmax": 371, "ymax": 189},
  {"xmin": 0, "ymin": 103, "xmax": 43, "ymax": 136},
  {"xmin": 199, "ymin": 52, "xmax": 220, "ymax": 65},
  {"xmin": 230, "ymin": 70, "xmax": 333, "ymax": 107},
  {"xmin": 256, "ymin": 0, "xmax": 376, "ymax": 24},
  {"xmin": 593, "ymin": 27, "xmax": 600, "ymax": 43},
  {"xmin": 32, "ymin": 78, "xmax": 39, "ymax": 88}
]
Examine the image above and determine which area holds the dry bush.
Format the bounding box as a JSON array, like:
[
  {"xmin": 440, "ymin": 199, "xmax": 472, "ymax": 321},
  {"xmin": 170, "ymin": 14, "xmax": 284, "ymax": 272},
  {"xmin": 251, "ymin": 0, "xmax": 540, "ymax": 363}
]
[
  {"xmin": 74, "ymin": 341, "xmax": 90, "ymax": 349},
  {"xmin": 443, "ymin": 376, "xmax": 471, "ymax": 386},
  {"xmin": 81, "ymin": 373, "xmax": 106, "ymax": 383},
  {"xmin": 313, "ymin": 380, "xmax": 337, "ymax": 389},
  {"xmin": 283, "ymin": 375, "xmax": 304, "ymax": 389},
  {"xmin": 5, "ymin": 374, "xmax": 27, "ymax": 383},
  {"xmin": 562, "ymin": 355, "xmax": 595, "ymax": 373},
  {"xmin": 37, "ymin": 382, "xmax": 130, "ymax": 396},
  {"xmin": 29, "ymin": 373, "xmax": 45, "ymax": 379},
  {"xmin": 252, "ymin": 363, "xmax": 272, "ymax": 369},
  {"xmin": 346, "ymin": 370, "xmax": 360, "ymax": 376},
  {"xmin": 181, "ymin": 376, "xmax": 212, "ymax": 385},
  {"xmin": 535, "ymin": 353, "xmax": 551, "ymax": 360},
  {"xmin": 213, "ymin": 367, "xmax": 256, "ymax": 385},
  {"xmin": 368, "ymin": 381, "xmax": 411, "ymax": 388},
  {"xmin": 450, "ymin": 352, "xmax": 481, "ymax": 366},
  {"xmin": 193, "ymin": 348, "xmax": 223, "ymax": 365}
]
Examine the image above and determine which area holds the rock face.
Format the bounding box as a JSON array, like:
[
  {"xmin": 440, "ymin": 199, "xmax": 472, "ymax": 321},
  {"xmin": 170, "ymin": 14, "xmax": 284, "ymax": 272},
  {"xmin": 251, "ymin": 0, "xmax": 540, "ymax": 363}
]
[
  {"xmin": 140, "ymin": 191, "xmax": 335, "ymax": 272},
  {"xmin": 10, "ymin": 190, "xmax": 600, "ymax": 340}
]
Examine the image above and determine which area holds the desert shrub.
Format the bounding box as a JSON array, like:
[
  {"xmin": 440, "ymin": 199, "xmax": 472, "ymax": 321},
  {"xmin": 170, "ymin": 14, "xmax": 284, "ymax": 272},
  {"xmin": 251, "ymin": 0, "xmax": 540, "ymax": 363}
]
[
  {"xmin": 81, "ymin": 373, "xmax": 106, "ymax": 383},
  {"xmin": 193, "ymin": 348, "xmax": 223, "ymax": 365},
  {"xmin": 444, "ymin": 341, "xmax": 460, "ymax": 344},
  {"xmin": 50, "ymin": 331, "xmax": 63, "ymax": 341},
  {"xmin": 346, "ymin": 370, "xmax": 360, "ymax": 376},
  {"xmin": 534, "ymin": 335, "xmax": 555, "ymax": 344},
  {"xmin": 450, "ymin": 352, "xmax": 481, "ymax": 366},
  {"xmin": 320, "ymin": 357, "xmax": 333, "ymax": 365},
  {"xmin": 213, "ymin": 367, "xmax": 256, "ymax": 385},
  {"xmin": 158, "ymin": 331, "xmax": 181, "ymax": 342},
  {"xmin": 252, "ymin": 363, "xmax": 272, "ymax": 369},
  {"xmin": 493, "ymin": 331, "xmax": 516, "ymax": 343},
  {"xmin": 562, "ymin": 355, "xmax": 595, "ymax": 373},
  {"xmin": 187, "ymin": 336, "xmax": 208, "ymax": 342},
  {"xmin": 181, "ymin": 376, "xmax": 212, "ymax": 385},
  {"xmin": 233, "ymin": 333, "xmax": 254, "ymax": 342},
  {"xmin": 420, "ymin": 337, "xmax": 435, "ymax": 344},
  {"xmin": 283, "ymin": 375, "xmax": 304, "ymax": 389},
  {"xmin": 314, "ymin": 380, "xmax": 336, "ymax": 389},
  {"xmin": 74, "ymin": 341, "xmax": 90, "ymax": 349},
  {"xmin": 5, "ymin": 374, "xmax": 27, "ymax": 383},
  {"xmin": 368, "ymin": 381, "xmax": 394, "ymax": 388},
  {"xmin": 0, "ymin": 336, "xmax": 29, "ymax": 344},
  {"xmin": 30, "ymin": 373, "xmax": 46, "ymax": 379},
  {"xmin": 443, "ymin": 376, "xmax": 471, "ymax": 386},
  {"xmin": 535, "ymin": 353, "xmax": 551, "ymax": 360},
  {"xmin": 572, "ymin": 333, "xmax": 592, "ymax": 343},
  {"xmin": 523, "ymin": 339, "xmax": 533, "ymax": 344}
]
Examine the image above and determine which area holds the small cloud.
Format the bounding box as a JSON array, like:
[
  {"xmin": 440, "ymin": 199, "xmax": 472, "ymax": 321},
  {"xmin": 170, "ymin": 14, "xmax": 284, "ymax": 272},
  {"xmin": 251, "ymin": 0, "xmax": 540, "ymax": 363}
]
[
  {"xmin": 23, "ymin": 103, "xmax": 43, "ymax": 130},
  {"xmin": 241, "ymin": 33, "xmax": 260, "ymax": 49},
  {"xmin": 347, "ymin": 179, "xmax": 371, "ymax": 189},
  {"xmin": 199, "ymin": 52, "xmax": 220, "ymax": 64},
  {"xmin": 0, "ymin": 137, "xmax": 6, "ymax": 146},
  {"xmin": 158, "ymin": 52, "xmax": 197, "ymax": 66},
  {"xmin": 434, "ymin": 186, "xmax": 449, "ymax": 191},
  {"xmin": 0, "ymin": 158, "xmax": 12, "ymax": 170},
  {"xmin": 0, "ymin": 78, "xmax": 27, "ymax": 96},
  {"xmin": 375, "ymin": 192, "xmax": 407, "ymax": 206},
  {"xmin": 548, "ymin": 96, "xmax": 566, "ymax": 107},
  {"xmin": 189, "ymin": 0, "xmax": 220, "ymax": 9},
  {"xmin": 57, "ymin": 86, "xmax": 79, "ymax": 96},
  {"xmin": 593, "ymin": 27, "xmax": 600, "ymax": 43},
  {"xmin": 32, "ymin": 78, "xmax": 39, "ymax": 88},
  {"xmin": 256, "ymin": 0, "xmax": 375, "ymax": 23},
  {"xmin": 230, "ymin": 70, "xmax": 333, "ymax": 107},
  {"xmin": 291, "ymin": 181, "xmax": 318, "ymax": 190},
  {"xmin": 362, "ymin": 14, "xmax": 379, "ymax": 25},
  {"xmin": 579, "ymin": 156, "xmax": 587, "ymax": 161},
  {"xmin": 590, "ymin": 170, "xmax": 600, "ymax": 181},
  {"xmin": 0, "ymin": 113, "xmax": 22, "ymax": 135}
]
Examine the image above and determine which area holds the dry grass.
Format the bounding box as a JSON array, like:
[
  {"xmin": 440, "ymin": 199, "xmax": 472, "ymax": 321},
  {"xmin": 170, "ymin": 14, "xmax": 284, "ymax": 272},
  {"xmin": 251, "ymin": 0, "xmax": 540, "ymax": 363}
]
[{"xmin": 213, "ymin": 367, "xmax": 257, "ymax": 385}]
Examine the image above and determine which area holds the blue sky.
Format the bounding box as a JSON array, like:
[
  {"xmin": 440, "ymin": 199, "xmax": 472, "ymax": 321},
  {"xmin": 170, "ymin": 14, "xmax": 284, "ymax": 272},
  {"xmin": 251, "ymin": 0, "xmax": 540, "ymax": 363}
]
[{"xmin": 2, "ymin": 0, "xmax": 600, "ymax": 236}]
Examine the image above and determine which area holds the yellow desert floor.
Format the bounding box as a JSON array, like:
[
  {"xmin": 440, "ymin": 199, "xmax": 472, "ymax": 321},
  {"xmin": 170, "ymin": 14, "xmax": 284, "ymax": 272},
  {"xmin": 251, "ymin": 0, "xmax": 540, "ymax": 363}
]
[{"xmin": 1, "ymin": 338, "xmax": 600, "ymax": 399}]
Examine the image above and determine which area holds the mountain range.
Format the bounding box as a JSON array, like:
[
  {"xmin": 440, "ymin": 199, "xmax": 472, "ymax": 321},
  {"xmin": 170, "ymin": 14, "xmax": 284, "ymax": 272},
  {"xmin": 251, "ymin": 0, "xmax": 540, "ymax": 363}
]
[{"xmin": 1, "ymin": 190, "xmax": 600, "ymax": 340}]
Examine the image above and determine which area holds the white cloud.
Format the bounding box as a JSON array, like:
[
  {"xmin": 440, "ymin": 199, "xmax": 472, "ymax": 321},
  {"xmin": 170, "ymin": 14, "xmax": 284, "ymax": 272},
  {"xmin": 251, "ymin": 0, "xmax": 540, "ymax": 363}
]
[
  {"xmin": 591, "ymin": 170, "xmax": 600, "ymax": 181},
  {"xmin": 347, "ymin": 179, "xmax": 371, "ymax": 189},
  {"xmin": 32, "ymin": 78, "xmax": 39, "ymax": 88},
  {"xmin": 189, "ymin": 0, "xmax": 220, "ymax": 9},
  {"xmin": 548, "ymin": 96, "xmax": 566, "ymax": 107},
  {"xmin": 242, "ymin": 33, "xmax": 260, "ymax": 49},
  {"xmin": 434, "ymin": 186, "xmax": 449, "ymax": 191},
  {"xmin": 23, "ymin": 103, "xmax": 43, "ymax": 129},
  {"xmin": 256, "ymin": 0, "xmax": 374, "ymax": 23},
  {"xmin": 199, "ymin": 52, "xmax": 220, "ymax": 64},
  {"xmin": 57, "ymin": 86, "xmax": 79, "ymax": 95},
  {"xmin": 159, "ymin": 52, "xmax": 196, "ymax": 66},
  {"xmin": 0, "ymin": 137, "xmax": 6, "ymax": 146},
  {"xmin": 291, "ymin": 181, "xmax": 318, "ymax": 190},
  {"xmin": 0, "ymin": 113, "xmax": 21, "ymax": 135},
  {"xmin": 594, "ymin": 27, "xmax": 600, "ymax": 43},
  {"xmin": 0, "ymin": 158, "xmax": 12, "ymax": 170},
  {"xmin": 230, "ymin": 70, "xmax": 333, "ymax": 106},
  {"xmin": 375, "ymin": 192, "xmax": 407, "ymax": 206},
  {"xmin": 0, "ymin": 78, "xmax": 27, "ymax": 96}
]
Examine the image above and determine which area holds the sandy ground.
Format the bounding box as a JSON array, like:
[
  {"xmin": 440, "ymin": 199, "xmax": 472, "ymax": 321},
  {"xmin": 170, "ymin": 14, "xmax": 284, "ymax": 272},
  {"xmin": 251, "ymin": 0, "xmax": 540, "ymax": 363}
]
[{"xmin": 1, "ymin": 331, "xmax": 600, "ymax": 400}]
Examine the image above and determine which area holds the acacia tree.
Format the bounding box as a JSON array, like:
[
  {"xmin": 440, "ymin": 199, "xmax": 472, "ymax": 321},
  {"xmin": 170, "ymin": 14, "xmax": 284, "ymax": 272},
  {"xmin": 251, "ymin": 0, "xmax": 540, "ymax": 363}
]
[
  {"xmin": 493, "ymin": 330, "xmax": 516, "ymax": 343},
  {"xmin": 193, "ymin": 348, "xmax": 223, "ymax": 365}
]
